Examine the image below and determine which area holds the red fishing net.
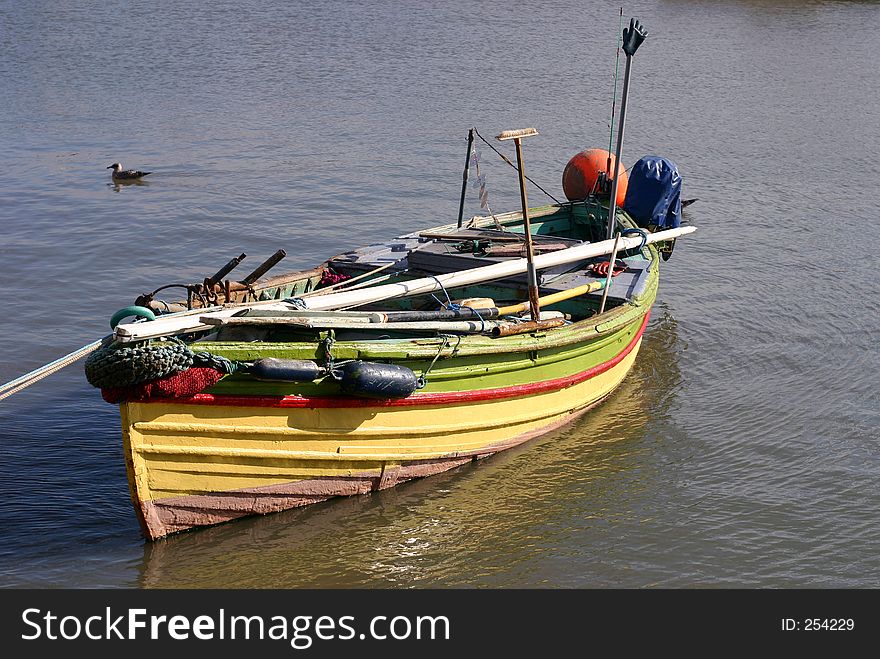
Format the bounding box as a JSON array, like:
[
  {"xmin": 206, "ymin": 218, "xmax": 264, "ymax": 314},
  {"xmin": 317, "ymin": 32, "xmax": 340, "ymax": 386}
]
[{"xmin": 101, "ymin": 367, "xmax": 225, "ymax": 404}]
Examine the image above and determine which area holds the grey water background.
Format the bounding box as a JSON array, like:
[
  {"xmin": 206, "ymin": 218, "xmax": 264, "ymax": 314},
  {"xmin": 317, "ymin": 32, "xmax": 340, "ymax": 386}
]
[{"xmin": 0, "ymin": 0, "xmax": 878, "ymax": 588}]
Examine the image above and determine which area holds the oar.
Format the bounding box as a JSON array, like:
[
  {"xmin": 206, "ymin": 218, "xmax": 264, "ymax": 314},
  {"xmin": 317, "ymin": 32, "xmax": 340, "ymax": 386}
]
[
  {"xmin": 113, "ymin": 225, "xmax": 696, "ymax": 343},
  {"xmin": 495, "ymin": 280, "xmax": 606, "ymax": 316},
  {"xmin": 202, "ymin": 311, "xmax": 565, "ymax": 334}
]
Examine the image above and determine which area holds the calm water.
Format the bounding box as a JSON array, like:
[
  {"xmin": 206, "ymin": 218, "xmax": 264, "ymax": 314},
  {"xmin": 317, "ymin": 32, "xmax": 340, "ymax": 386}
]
[{"xmin": 1, "ymin": 0, "xmax": 878, "ymax": 588}]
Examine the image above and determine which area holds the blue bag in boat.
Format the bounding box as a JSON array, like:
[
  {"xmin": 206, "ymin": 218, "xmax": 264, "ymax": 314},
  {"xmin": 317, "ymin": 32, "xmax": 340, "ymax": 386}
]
[{"xmin": 623, "ymin": 156, "xmax": 682, "ymax": 230}]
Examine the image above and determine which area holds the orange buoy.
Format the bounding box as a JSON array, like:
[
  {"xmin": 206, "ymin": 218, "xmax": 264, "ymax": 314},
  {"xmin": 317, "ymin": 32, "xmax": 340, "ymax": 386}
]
[{"xmin": 562, "ymin": 148, "xmax": 628, "ymax": 206}]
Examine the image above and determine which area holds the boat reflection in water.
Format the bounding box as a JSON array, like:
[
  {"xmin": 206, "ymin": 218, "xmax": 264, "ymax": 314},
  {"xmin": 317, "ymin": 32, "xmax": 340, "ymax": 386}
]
[{"xmin": 138, "ymin": 310, "xmax": 682, "ymax": 588}]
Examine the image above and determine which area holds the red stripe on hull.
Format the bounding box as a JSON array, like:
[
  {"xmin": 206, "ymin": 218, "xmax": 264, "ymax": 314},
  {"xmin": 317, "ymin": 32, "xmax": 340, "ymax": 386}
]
[{"xmin": 153, "ymin": 312, "xmax": 649, "ymax": 409}]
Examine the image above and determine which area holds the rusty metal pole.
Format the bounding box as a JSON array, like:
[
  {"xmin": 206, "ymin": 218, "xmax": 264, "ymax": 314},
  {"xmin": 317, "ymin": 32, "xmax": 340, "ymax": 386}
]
[{"xmin": 497, "ymin": 128, "xmax": 540, "ymax": 321}]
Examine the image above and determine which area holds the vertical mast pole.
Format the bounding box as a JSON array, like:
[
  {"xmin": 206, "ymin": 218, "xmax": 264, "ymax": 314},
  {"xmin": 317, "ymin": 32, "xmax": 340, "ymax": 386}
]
[{"xmin": 606, "ymin": 18, "xmax": 648, "ymax": 240}]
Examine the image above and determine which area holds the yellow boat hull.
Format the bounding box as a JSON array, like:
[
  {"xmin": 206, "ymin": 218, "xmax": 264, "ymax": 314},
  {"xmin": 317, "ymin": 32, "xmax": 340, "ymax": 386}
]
[{"xmin": 121, "ymin": 332, "xmax": 644, "ymax": 539}]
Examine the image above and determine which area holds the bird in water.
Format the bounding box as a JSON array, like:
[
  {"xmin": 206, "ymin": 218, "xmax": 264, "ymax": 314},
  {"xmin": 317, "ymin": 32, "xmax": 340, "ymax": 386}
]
[{"xmin": 107, "ymin": 162, "xmax": 151, "ymax": 180}]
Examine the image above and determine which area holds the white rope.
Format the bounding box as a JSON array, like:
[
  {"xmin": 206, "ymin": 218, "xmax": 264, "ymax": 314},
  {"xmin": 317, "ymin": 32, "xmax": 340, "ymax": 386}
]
[{"xmin": 0, "ymin": 339, "xmax": 105, "ymax": 402}]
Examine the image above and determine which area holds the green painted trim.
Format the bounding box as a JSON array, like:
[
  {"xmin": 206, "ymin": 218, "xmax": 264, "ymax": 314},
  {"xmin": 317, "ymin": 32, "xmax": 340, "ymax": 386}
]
[{"xmin": 205, "ymin": 313, "xmax": 646, "ymax": 396}]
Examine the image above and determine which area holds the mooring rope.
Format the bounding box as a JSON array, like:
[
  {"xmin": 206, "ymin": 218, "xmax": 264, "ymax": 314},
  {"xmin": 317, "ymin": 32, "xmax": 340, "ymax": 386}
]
[
  {"xmin": 0, "ymin": 338, "xmax": 107, "ymax": 402},
  {"xmin": 416, "ymin": 333, "xmax": 461, "ymax": 389}
]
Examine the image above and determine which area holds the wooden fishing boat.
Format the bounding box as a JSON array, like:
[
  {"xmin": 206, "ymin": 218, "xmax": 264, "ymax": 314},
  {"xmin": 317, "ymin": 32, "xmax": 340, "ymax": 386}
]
[
  {"xmin": 80, "ymin": 20, "xmax": 696, "ymax": 540},
  {"xmin": 86, "ymin": 188, "xmax": 693, "ymax": 539}
]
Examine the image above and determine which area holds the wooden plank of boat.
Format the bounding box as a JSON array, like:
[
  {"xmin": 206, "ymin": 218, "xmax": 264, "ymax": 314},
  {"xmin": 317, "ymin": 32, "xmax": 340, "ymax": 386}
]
[
  {"xmin": 113, "ymin": 225, "xmax": 695, "ymax": 343},
  {"xmin": 419, "ymin": 230, "xmax": 526, "ymax": 242}
]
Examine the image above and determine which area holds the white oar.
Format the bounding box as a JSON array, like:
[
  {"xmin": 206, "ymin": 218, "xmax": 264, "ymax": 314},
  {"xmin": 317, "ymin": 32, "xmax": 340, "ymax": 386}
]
[
  {"xmin": 114, "ymin": 225, "xmax": 696, "ymax": 343},
  {"xmin": 201, "ymin": 310, "xmax": 565, "ymax": 333}
]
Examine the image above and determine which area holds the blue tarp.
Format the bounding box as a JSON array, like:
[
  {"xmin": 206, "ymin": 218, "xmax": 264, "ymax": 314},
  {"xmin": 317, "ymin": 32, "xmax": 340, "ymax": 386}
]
[{"xmin": 623, "ymin": 156, "xmax": 682, "ymax": 230}]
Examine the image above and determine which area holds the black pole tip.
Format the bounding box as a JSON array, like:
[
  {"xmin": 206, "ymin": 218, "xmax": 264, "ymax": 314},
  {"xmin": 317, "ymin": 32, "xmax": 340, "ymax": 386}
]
[{"xmin": 622, "ymin": 18, "xmax": 648, "ymax": 56}]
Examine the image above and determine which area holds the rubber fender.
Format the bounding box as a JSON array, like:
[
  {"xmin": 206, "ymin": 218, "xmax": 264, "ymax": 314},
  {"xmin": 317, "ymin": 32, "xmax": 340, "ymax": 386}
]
[
  {"xmin": 247, "ymin": 358, "xmax": 324, "ymax": 382},
  {"xmin": 337, "ymin": 361, "xmax": 419, "ymax": 399}
]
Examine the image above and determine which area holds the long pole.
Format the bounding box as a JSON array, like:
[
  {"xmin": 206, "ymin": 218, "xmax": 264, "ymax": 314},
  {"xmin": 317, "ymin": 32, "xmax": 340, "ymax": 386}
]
[
  {"xmin": 605, "ymin": 56, "xmax": 631, "ymax": 240},
  {"xmin": 457, "ymin": 128, "xmax": 475, "ymax": 228},
  {"xmin": 598, "ymin": 232, "xmax": 621, "ymax": 315},
  {"xmin": 606, "ymin": 18, "xmax": 648, "ymax": 239},
  {"xmin": 512, "ymin": 137, "xmax": 541, "ymax": 321}
]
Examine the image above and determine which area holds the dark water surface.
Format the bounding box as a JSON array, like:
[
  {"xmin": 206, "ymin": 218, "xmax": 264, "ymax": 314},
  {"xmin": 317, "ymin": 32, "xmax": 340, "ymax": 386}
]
[{"xmin": 1, "ymin": 0, "xmax": 878, "ymax": 588}]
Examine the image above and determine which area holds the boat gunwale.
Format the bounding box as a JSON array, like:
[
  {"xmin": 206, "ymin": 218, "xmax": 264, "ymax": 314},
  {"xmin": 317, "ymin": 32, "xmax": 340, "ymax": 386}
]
[{"xmin": 133, "ymin": 311, "xmax": 649, "ymax": 409}]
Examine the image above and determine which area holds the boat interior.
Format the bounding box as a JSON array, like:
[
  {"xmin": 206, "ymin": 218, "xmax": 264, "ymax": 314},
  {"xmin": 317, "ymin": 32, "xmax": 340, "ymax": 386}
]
[{"xmin": 193, "ymin": 201, "xmax": 656, "ymax": 344}]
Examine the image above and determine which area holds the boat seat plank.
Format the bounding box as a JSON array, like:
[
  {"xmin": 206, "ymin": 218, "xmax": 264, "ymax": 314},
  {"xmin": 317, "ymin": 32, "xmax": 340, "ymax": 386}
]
[
  {"xmin": 540, "ymin": 258, "xmax": 653, "ymax": 301},
  {"xmin": 330, "ymin": 235, "xmax": 423, "ymax": 270}
]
